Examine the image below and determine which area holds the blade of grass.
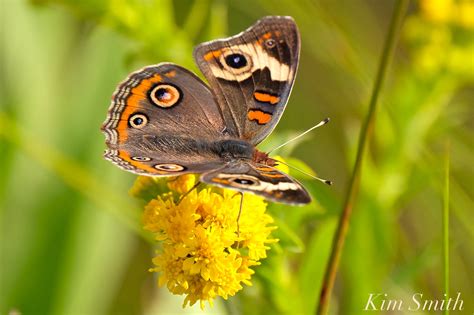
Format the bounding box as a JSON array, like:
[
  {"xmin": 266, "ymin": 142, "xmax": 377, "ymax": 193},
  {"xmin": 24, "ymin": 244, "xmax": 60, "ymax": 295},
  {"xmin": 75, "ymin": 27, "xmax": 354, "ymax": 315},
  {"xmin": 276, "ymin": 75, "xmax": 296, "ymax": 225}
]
[
  {"xmin": 182, "ymin": 0, "xmax": 210, "ymax": 40},
  {"xmin": 443, "ymin": 140, "xmax": 450, "ymax": 315},
  {"xmin": 0, "ymin": 111, "xmax": 153, "ymax": 242},
  {"xmin": 316, "ymin": 0, "xmax": 409, "ymax": 314}
]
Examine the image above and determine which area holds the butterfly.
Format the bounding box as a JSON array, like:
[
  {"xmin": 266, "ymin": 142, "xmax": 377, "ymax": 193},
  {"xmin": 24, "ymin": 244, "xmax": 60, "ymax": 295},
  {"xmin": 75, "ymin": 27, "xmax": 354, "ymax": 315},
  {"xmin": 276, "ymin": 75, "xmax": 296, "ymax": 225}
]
[{"xmin": 101, "ymin": 16, "xmax": 312, "ymax": 205}]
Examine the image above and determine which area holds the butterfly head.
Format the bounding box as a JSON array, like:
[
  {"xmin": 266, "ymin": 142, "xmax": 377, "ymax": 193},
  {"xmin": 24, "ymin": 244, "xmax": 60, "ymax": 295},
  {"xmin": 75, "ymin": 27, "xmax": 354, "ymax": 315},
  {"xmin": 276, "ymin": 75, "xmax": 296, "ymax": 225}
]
[{"xmin": 252, "ymin": 149, "xmax": 276, "ymax": 166}]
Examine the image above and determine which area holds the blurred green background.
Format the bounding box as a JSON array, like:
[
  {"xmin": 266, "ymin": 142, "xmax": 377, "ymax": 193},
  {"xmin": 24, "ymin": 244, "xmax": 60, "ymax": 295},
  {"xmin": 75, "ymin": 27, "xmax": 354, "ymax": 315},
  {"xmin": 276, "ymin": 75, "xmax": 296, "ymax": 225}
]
[{"xmin": 1, "ymin": 0, "xmax": 473, "ymax": 314}]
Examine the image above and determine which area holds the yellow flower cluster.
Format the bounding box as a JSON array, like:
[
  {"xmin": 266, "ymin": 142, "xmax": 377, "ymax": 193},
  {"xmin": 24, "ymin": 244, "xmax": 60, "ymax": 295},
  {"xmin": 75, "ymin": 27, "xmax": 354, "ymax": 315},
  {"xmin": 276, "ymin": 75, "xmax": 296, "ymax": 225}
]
[
  {"xmin": 420, "ymin": 0, "xmax": 474, "ymax": 28},
  {"xmin": 131, "ymin": 174, "xmax": 277, "ymax": 309},
  {"xmin": 404, "ymin": 0, "xmax": 474, "ymax": 77}
]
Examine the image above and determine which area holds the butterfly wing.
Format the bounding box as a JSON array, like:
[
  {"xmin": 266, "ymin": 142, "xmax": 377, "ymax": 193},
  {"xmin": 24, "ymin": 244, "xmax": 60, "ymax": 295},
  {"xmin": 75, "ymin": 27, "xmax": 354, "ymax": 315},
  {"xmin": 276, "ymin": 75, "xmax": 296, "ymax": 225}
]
[
  {"xmin": 101, "ymin": 63, "xmax": 228, "ymax": 176},
  {"xmin": 194, "ymin": 16, "xmax": 300, "ymax": 145},
  {"xmin": 201, "ymin": 162, "xmax": 311, "ymax": 205}
]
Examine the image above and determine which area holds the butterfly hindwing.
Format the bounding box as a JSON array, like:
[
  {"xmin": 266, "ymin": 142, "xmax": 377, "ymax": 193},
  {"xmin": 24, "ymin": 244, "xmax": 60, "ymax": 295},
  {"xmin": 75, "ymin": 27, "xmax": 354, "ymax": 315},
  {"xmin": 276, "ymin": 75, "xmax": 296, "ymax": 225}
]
[
  {"xmin": 201, "ymin": 162, "xmax": 311, "ymax": 205},
  {"xmin": 101, "ymin": 63, "xmax": 228, "ymax": 176},
  {"xmin": 194, "ymin": 16, "xmax": 300, "ymax": 144}
]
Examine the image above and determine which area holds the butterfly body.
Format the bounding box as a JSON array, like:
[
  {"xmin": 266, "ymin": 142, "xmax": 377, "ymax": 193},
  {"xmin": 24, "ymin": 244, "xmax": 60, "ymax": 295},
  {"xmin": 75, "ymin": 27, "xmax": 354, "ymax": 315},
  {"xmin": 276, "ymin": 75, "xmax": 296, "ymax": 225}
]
[{"xmin": 102, "ymin": 16, "xmax": 312, "ymax": 205}]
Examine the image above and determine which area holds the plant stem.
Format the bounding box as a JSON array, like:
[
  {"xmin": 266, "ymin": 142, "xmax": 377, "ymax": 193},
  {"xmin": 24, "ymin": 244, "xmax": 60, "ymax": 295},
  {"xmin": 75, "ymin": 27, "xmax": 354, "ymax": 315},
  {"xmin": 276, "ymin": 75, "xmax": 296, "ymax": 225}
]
[
  {"xmin": 316, "ymin": 1, "xmax": 409, "ymax": 314},
  {"xmin": 443, "ymin": 141, "xmax": 450, "ymax": 315}
]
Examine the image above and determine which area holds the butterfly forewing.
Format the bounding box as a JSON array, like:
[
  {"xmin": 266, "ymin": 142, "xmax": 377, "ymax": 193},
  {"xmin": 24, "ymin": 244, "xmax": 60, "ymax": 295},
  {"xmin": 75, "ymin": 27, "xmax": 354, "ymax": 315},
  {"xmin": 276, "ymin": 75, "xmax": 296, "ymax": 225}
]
[{"xmin": 194, "ymin": 16, "xmax": 300, "ymax": 145}]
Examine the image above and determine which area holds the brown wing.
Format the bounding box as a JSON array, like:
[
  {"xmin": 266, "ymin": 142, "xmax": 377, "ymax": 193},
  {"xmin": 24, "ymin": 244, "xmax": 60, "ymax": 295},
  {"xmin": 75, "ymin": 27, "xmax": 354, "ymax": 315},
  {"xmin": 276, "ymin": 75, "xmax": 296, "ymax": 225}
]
[
  {"xmin": 101, "ymin": 63, "xmax": 227, "ymax": 176},
  {"xmin": 201, "ymin": 162, "xmax": 311, "ymax": 205},
  {"xmin": 193, "ymin": 16, "xmax": 300, "ymax": 145}
]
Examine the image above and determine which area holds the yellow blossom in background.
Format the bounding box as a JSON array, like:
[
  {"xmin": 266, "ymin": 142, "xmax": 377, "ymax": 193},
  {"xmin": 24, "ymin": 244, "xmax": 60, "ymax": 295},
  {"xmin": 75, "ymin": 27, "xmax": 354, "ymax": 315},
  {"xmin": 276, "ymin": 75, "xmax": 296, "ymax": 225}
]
[
  {"xmin": 458, "ymin": 1, "xmax": 474, "ymax": 28},
  {"xmin": 404, "ymin": 0, "xmax": 474, "ymax": 77},
  {"xmin": 132, "ymin": 174, "xmax": 277, "ymax": 309},
  {"xmin": 420, "ymin": 0, "xmax": 474, "ymax": 29},
  {"xmin": 420, "ymin": 0, "xmax": 453, "ymax": 23}
]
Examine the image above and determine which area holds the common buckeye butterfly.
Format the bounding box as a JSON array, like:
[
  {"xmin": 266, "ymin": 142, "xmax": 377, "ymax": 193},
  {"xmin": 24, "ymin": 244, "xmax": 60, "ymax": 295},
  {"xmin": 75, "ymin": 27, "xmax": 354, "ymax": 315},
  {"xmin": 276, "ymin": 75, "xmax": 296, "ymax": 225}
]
[{"xmin": 101, "ymin": 16, "xmax": 312, "ymax": 204}]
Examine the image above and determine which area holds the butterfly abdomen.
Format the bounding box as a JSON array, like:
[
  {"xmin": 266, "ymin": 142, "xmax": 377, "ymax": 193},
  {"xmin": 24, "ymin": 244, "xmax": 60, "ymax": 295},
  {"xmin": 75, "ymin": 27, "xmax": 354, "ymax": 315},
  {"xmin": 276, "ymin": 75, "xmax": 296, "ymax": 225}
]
[{"xmin": 142, "ymin": 135, "xmax": 253, "ymax": 162}]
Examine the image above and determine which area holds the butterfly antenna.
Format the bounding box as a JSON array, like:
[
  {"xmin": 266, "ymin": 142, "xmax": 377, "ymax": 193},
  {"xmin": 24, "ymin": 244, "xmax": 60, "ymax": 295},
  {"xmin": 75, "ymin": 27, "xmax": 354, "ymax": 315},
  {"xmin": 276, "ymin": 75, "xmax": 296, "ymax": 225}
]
[
  {"xmin": 267, "ymin": 118, "xmax": 330, "ymax": 154},
  {"xmin": 273, "ymin": 158, "xmax": 332, "ymax": 186}
]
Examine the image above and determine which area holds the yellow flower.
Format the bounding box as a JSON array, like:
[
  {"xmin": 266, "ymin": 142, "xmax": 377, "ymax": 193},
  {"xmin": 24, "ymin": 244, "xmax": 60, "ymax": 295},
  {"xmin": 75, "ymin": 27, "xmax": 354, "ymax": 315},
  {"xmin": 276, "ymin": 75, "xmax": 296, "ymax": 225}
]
[
  {"xmin": 167, "ymin": 174, "xmax": 197, "ymax": 194},
  {"xmin": 272, "ymin": 155, "xmax": 290, "ymax": 174},
  {"xmin": 132, "ymin": 174, "xmax": 277, "ymax": 309},
  {"xmin": 420, "ymin": 0, "xmax": 474, "ymax": 29},
  {"xmin": 458, "ymin": 0, "xmax": 474, "ymax": 28},
  {"xmin": 404, "ymin": 0, "xmax": 474, "ymax": 78},
  {"xmin": 420, "ymin": 0, "xmax": 453, "ymax": 23}
]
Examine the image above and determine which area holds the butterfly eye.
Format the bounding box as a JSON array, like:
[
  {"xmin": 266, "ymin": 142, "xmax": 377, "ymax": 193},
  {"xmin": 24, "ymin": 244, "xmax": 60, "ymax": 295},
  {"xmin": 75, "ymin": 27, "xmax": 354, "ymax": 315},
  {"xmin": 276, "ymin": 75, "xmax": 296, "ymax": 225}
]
[
  {"xmin": 129, "ymin": 113, "xmax": 148, "ymax": 129},
  {"xmin": 265, "ymin": 38, "xmax": 276, "ymax": 48},
  {"xmin": 224, "ymin": 53, "xmax": 247, "ymax": 69},
  {"xmin": 154, "ymin": 163, "xmax": 185, "ymax": 172},
  {"xmin": 150, "ymin": 84, "xmax": 181, "ymax": 108}
]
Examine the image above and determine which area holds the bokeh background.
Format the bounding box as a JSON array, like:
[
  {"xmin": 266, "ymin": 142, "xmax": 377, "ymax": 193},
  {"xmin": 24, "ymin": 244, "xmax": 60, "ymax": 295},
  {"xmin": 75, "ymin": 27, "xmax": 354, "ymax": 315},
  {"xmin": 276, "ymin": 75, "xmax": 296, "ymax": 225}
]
[{"xmin": 1, "ymin": 0, "xmax": 473, "ymax": 314}]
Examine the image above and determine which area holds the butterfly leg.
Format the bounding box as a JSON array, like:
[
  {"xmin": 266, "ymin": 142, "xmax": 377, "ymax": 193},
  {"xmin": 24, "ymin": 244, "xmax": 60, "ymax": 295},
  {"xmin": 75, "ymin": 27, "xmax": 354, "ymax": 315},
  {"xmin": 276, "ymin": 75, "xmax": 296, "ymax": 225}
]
[
  {"xmin": 237, "ymin": 192, "xmax": 244, "ymax": 237},
  {"xmin": 177, "ymin": 180, "xmax": 202, "ymax": 204}
]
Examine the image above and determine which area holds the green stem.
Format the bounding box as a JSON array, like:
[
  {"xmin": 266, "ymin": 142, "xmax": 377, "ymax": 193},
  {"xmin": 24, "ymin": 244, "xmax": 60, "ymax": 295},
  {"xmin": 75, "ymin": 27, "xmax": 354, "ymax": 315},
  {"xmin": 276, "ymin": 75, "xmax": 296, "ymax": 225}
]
[
  {"xmin": 443, "ymin": 141, "xmax": 450, "ymax": 315},
  {"xmin": 316, "ymin": 1, "xmax": 409, "ymax": 314}
]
